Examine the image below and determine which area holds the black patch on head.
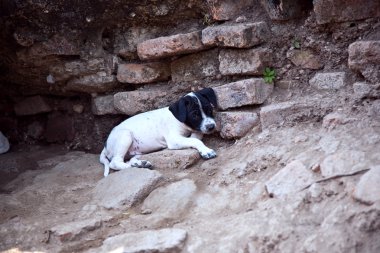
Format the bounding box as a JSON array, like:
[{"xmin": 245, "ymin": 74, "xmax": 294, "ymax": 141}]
[
  {"xmin": 195, "ymin": 88, "xmax": 217, "ymax": 108},
  {"xmin": 169, "ymin": 95, "xmax": 205, "ymax": 131}
]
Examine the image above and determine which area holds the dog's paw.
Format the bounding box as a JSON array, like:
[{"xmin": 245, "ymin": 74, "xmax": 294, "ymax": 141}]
[
  {"xmin": 104, "ymin": 168, "xmax": 110, "ymax": 177},
  {"xmin": 200, "ymin": 149, "xmax": 217, "ymax": 159},
  {"xmin": 131, "ymin": 160, "xmax": 153, "ymax": 169}
]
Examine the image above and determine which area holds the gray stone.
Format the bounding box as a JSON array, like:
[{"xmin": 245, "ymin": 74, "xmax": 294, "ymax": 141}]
[
  {"xmin": 140, "ymin": 149, "xmax": 200, "ymax": 171},
  {"xmin": 286, "ymin": 49, "xmax": 323, "ymax": 70},
  {"xmin": 142, "ymin": 179, "xmax": 197, "ymax": 219},
  {"xmin": 92, "ymin": 95, "xmax": 118, "ymax": 115},
  {"xmin": 91, "ymin": 168, "xmax": 163, "ymax": 209},
  {"xmin": 213, "ymin": 78, "xmax": 273, "ymax": 110},
  {"xmin": 66, "ymin": 72, "xmax": 118, "ymax": 93},
  {"xmin": 117, "ymin": 62, "xmax": 170, "ymax": 84},
  {"xmin": 113, "ymin": 90, "xmax": 168, "ymax": 115},
  {"xmin": 349, "ymin": 41, "xmax": 380, "ymax": 83},
  {"xmin": 309, "ymin": 72, "xmax": 346, "ymax": 90},
  {"xmin": 260, "ymin": 98, "xmax": 332, "ymax": 129},
  {"xmin": 216, "ymin": 111, "xmax": 260, "ymax": 139},
  {"xmin": 14, "ymin": 96, "xmax": 52, "ymax": 116},
  {"xmin": 137, "ymin": 31, "xmax": 205, "ymax": 60},
  {"xmin": 219, "ymin": 48, "xmax": 271, "ymax": 76},
  {"xmin": 314, "ymin": 0, "xmax": 380, "ymax": 24},
  {"xmin": 171, "ymin": 49, "xmax": 219, "ymax": 82},
  {"xmin": 353, "ymin": 166, "xmax": 380, "ymax": 205},
  {"xmin": 320, "ymin": 151, "xmax": 367, "ymax": 178},
  {"xmin": 206, "ymin": 0, "xmax": 256, "ymax": 21},
  {"xmin": 322, "ymin": 112, "xmax": 352, "ymax": 130},
  {"xmin": 92, "ymin": 228, "xmax": 187, "ymax": 253},
  {"xmin": 0, "ymin": 131, "xmax": 10, "ymax": 154},
  {"xmin": 353, "ymin": 82, "xmax": 378, "ymax": 99},
  {"xmin": 202, "ymin": 22, "xmax": 270, "ymax": 48},
  {"xmin": 260, "ymin": 0, "xmax": 313, "ymax": 20},
  {"xmin": 265, "ymin": 160, "xmax": 316, "ymax": 197}
]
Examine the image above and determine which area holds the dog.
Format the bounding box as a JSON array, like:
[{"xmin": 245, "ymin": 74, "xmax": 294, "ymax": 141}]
[{"xmin": 100, "ymin": 88, "xmax": 218, "ymax": 177}]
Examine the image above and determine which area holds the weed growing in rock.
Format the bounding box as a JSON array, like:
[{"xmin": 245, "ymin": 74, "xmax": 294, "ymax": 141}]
[{"xmin": 263, "ymin": 67, "xmax": 276, "ymax": 84}]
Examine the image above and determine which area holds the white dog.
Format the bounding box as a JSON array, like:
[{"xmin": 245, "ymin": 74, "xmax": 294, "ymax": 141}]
[{"xmin": 100, "ymin": 88, "xmax": 218, "ymax": 177}]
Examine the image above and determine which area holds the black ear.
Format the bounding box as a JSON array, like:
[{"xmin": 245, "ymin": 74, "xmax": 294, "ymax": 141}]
[
  {"xmin": 169, "ymin": 97, "xmax": 189, "ymax": 123},
  {"xmin": 197, "ymin": 88, "xmax": 217, "ymax": 107}
]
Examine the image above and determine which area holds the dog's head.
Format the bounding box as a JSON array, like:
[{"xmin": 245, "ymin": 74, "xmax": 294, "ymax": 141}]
[{"xmin": 169, "ymin": 88, "xmax": 217, "ymax": 134}]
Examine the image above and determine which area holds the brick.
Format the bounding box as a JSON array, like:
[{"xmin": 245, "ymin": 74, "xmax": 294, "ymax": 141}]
[
  {"xmin": 171, "ymin": 49, "xmax": 219, "ymax": 82},
  {"xmin": 206, "ymin": 0, "xmax": 255, "ymax": 21},
  {"xmin": 314, "ymin": 0, "xmax": 380, "ymax": 24},
  {"xmin": 113, "ymin": 90, "xmax": 168, "ymax": 115},
  {"xmin": 14, "ymin": 96, "xmax": 52, "ymax": 116},
  {"xmin": 92, "ymin": 95, "xmax": 118, "ymax": 115},
  {"xmin": 349, "ymin": 41, "xmax": 380, "ymax": 83},
  {"xmin": 117, "ymin": 62, "xmax": 170, "ymax": 84},
  {"xmin": 286, "ymin": 49, "xmax": 323, "ymax": 70},
  {"xmin": 66, "ymin": 72, "xmax": 118, "ymax": 93},
  {"xmin": 353, "ymin": 82, "xmax": 380, "ymax": 99},
  {"xmin": 216, "ymin": 111, "xmax": 259, "ymax": 139},
  {"xmin": 309, "ymin": 72, "xmax": 346, "ymax": 90},
  {"xmin": 202, "ymin": 22, "xmax": 270, "ymax": 48},
  {"xmin": 213, "ymin": 78, "xmax": 273, "ymax": 110},
  {"xmin": 260, "ymin": 0, "xmax": 313, "ymax": 21},
  {"xmin": 23, "ymin": 35, "xmax": 79, "ymax": 58},
  {"xmin": 219, "ymin": 48, "xmax": 271, "ymax": 76},
  {"xmin": 137, "ymin": 31, "xmax": 205, "ymax": 60},
  {"xmin": 260, "ymin": 98, "xmax": 333, "ymax": 129}
]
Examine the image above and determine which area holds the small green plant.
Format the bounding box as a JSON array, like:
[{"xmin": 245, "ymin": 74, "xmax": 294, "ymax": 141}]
[
  {"xmin": 292, "ymin": 39, "xmax": 301, "ymax": 49},
  {"xmin": 263, "ymin": 67, "xmax": 276, "ymax": 84}
]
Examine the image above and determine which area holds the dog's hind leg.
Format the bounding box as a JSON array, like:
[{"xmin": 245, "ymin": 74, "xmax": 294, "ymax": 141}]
[
  {"xmin": 108, "ymin": 129, "xmax": 134, "ymax": 172},
  {"xmin": 130, "ymin": 156, "xmax": 153, "ymax": 169},
  {"xmin": 100, "ymin": 147, "xmax": 111, "ymax": 177}
]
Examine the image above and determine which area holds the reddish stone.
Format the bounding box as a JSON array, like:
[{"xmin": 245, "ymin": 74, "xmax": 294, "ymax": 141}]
[
  {"xmin": 349, "ymin": 41, "xmax": 380, "ymax": 83},
  {"xmin": 117, "ymin": 62, "xmax": 170, "ymax": 84},
  {"xmin": 206, "ymin": 0, "xmax": 255, "ymax": 21},
  {"xmin": 216, "ymin": 111, "xmax": 259, "ymax": 139}
]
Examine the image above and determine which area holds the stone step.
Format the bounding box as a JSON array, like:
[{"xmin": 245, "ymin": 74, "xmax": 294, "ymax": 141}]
[
  {"xmin": 117, "ymin": 62, "xmax": 170, "ymax": 84},
  {"xmin": 202, "ymin": 22, "xmax": 270, "ymax": 48},
  {"xmin": 216, "ymin": 111, "xmax": 260, "ymax": 139},
  {"xmin": 137, "ymin": 31, "xmax": 205, "ymax": 60},
  {"xmin": 348, "ymin": 41, "xmax": 380, "ymax": 83},
  {"xmin": 213, "ymin": 78, "xmax": 273, "ymax": 110}
]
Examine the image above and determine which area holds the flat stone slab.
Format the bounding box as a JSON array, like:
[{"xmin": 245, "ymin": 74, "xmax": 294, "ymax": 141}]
[
  {"xmin": 91, "ymin": 95, "xmax": 118, "ymax": 115},
  {"xmin": 219, "ymin": 48, "xmax": 271, "ymax": 76},
  {"xmin": 320, "ymin": 150, "xmax": 367, "ymax": 178},
  {"xmin": 117, "ymin": 62, "xmax": 170, "ymax": 84},
  {"xmin": 140, "ymin": 149, "xmax": 200, "ymax": 171},
  {"xmin": 349, "ymin": 41, "xmax": 380, "ymax": 83},
  {"xmin": 66, "ymin": 72, "xmax": 118, "ymax": 93},
  {"xmin": 265, "ymin": 160, "xmax": 316, "ymax": 197},
  {"xmin": 90, "ymin": 228, "xmax": 187, "ymax": 253},
  {"xmin": 137, "ymin": 31, "xmax": 205, "ymax": 60},
  {"xmin": 216, "ymin": 111, "xmax": 259, "ymax": 139},
  {"xmin": 213, "ymin": 78, "xmax": 273, "ymax": 110},
  {"xmin": 91, "ymin": 168, "xmax": 163, "ymax": 209},
  {"xmin": 309, "ymin": 72, "xmax": 346, "ymax": 90},
  {"xmin": 286, "ymin": 49, "xmax": 323, "ymax": 70},
  {"xmin": 202, "ymin": 22, "xmax": 270, "ymax": 48},
  {"xmin": 353, "ymin": 165, "xmax": 380, "ymax": 205}
]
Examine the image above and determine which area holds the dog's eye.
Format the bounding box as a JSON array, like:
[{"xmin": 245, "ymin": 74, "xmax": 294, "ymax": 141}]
[{"xmin": 192, "ymin": 112, "xmax": 201, "ymax": 120}]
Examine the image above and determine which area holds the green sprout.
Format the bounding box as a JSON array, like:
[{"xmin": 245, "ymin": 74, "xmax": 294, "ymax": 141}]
[
  {"xmin": 263, "ymin": 67, "xmax": 276, "ymax": 84},
  {"xmin": 292, "ymin": 39, "xmax": 301, "ymax": 49}
]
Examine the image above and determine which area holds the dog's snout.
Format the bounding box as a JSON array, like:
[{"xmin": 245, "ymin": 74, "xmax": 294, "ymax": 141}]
[{"xmin": 206, "ymin": 123, "xmax": 215, "ymax": 131}]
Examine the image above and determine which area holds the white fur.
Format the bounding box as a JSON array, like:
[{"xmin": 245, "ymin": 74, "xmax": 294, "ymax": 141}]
[{"xmin": 100, "ymin": 106, "xmax": 216, "ymax": 177}]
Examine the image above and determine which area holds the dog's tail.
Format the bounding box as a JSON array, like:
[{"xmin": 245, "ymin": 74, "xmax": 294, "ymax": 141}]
[{"xmin": 100, "ymin": 147, "xmax": 110, "ymax": 177}]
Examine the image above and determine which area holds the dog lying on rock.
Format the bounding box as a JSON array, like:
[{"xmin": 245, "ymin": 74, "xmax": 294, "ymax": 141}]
[{"xmin": 100, "ymin": 88, "xmax": 218, "ymax": 177}]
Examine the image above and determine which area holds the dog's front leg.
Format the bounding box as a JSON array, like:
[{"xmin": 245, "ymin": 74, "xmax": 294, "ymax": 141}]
[{"xmin": 166, "ymin": 136, "xmax": 216, "ymax": 159}]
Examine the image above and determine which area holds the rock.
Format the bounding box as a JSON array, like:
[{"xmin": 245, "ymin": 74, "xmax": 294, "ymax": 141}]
[
  {"xmin": 320, "ymin": 150, "xmax": 367, "ymax": 178},
  {"xmin": 0, "ymin": 131, "xmax": 10, "ymax": 154},
  {"xmin": 117, "ymin": 62, "xmax": 171, "ymax": 84},
  {"xmin": 219, "ymin": 48, "xmax": 272, "ymax": 76},
  {"xmin": 353, "ymin": 82, "xmax": 380, "ymax": 99},
  {"xmin": 45, "ymin": 113, "xmax": 75, "ymax": 143},
  {"xmin": 202, "ymin": 22, "xmax": 270, "ymax": 48},
  {"xmin": 113, "ymin": 90, "xmax": 168, "ymax": 115},
  {"xmin": 216, "ymin": 111, "xmax": 260, "ymax": 139},
  {"xmin": 314, "ymin": 0, "xmax": 380, "ymax": 24},
  {"xmin": 206, "ymin": 0, "xmax": 255, "ymax": 21},
  {"xmin": 353, "ymin": 166, "xmax": 380, "ymax": 205},
  {"xmin": 213, "ymin": 78, "xmax": 273, "ymax": 110},
  {"xmin": 171, "ymin": 49, "xmax": 219, "ymax": 82},
  {"xmin": 141, "ymin": 179, "xmax": 197, "ymax": 219},
  {"xmin": 286, "ymin": 49, "xmax": 323, "ymax": 70},
  {"xmin": 265, "ymin": 160, "xmax": 316, "ymax": 197},
  {"xmin": 91, "ymin": 168, "xmax": 163, "ymax": 209},
  {"xmin": 72, "ymin": 104, "xmax": 84, "ymax": 114},
  {"xmin": 92, "ymin": 95, "xmax": 118, "ymax": 115},
  {"xmin": 260, "ymin": 98, "xmax": 332, "ymax": 129},
  {"xmin": 51, "ymin": 215, "xmax": 111, "ymax": 242},
  {"xmin": 91, "ymin": 228, "xmax": 187, "ymax": 253},
  {"xmin": 140, "ymin": 149, "xmax": 200, "ymax": 171},
  {"xmin": 260, "ymin": 0, "xmax": 313, "ymax": 20},
  {"xmin": 348, "ymin": 41, "xmax": 380, "ymax": 83},
  {"xmin": 309, "ymin": 72, "xmax": 346, "ymax": 90},
  {"xmin": 322, "ymin": 112, "xmax": 352, "ymax": 130},
  {"xmin": 137, "ymin": 31, "xmax": 205, "ymax": 60},
  {"xmin": 66, "ymin": 72, "xmax": 118, "ymax": 93},
  {"xmin": 27, "ymin": 121, "xmax": 44, "ymax": 139},
  {"xmin": 369, "ymin": 100, "xmax": 380, "ymax": 118},
  {"xmin": 14, "ymin": 96, "xmax": 52, "ymax": 116}
]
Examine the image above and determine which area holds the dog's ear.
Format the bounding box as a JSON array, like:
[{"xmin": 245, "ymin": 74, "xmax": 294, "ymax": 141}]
[
  {"xmin": 197, "ymin": 88, "xmax": 217, "ymax": 107},
  {"xmin": 169, "ymin": 96, "xmax": 190, "ymax": 123}
]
